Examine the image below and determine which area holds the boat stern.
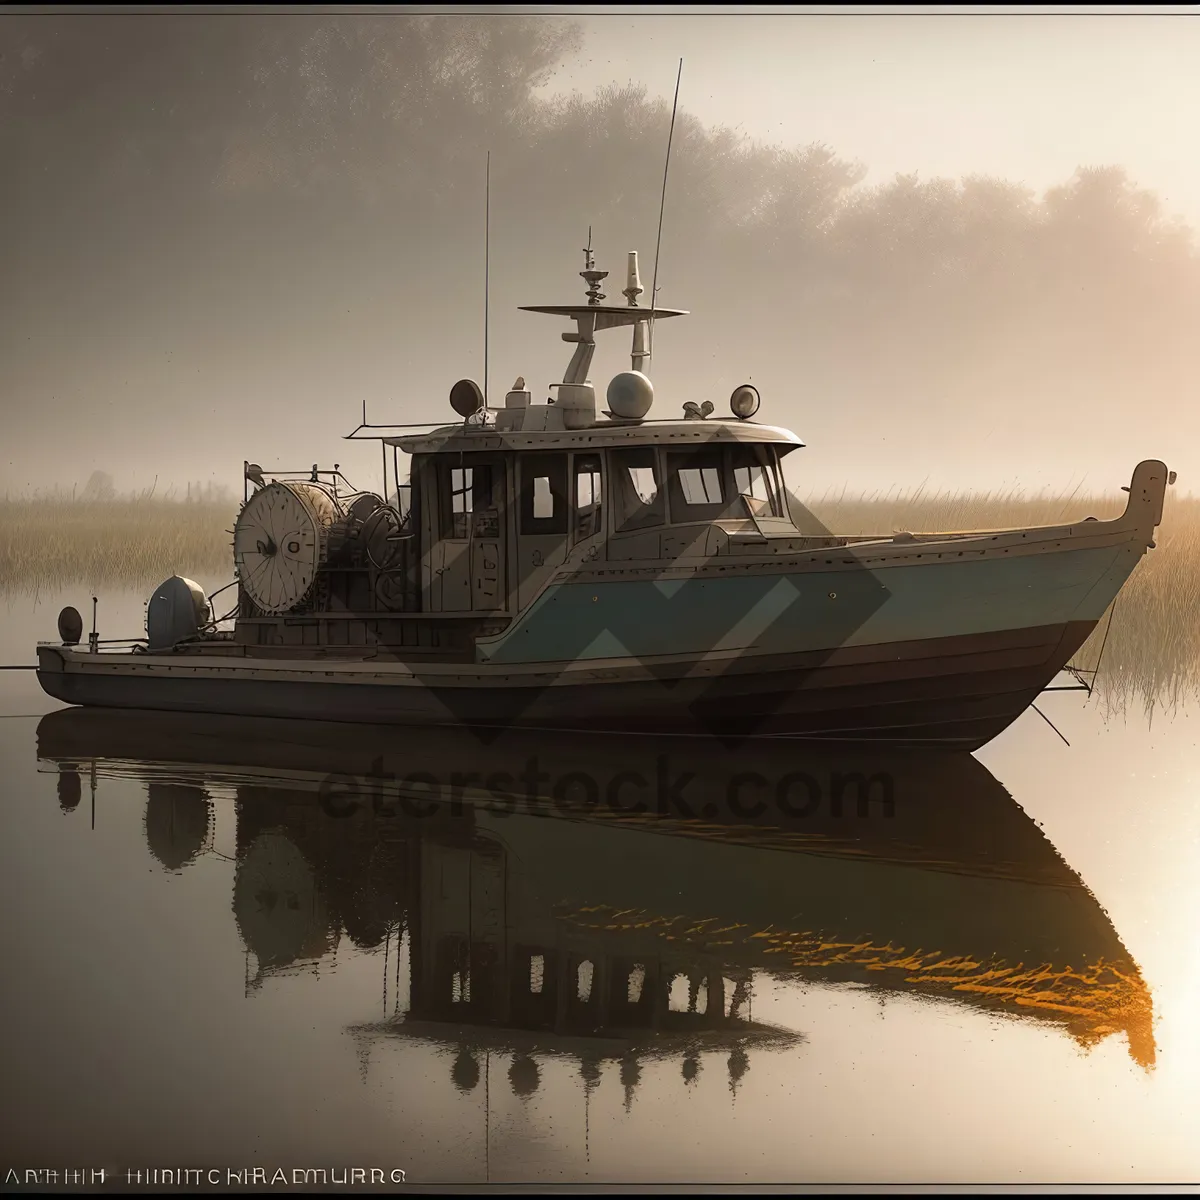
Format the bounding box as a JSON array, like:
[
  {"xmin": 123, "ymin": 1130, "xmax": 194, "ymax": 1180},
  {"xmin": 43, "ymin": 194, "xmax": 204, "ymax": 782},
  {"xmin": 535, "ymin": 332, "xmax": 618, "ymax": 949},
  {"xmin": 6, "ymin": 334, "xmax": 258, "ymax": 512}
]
[{"xmin": 35, "ymin": 643, "xmax": 72, "ymax": 705}]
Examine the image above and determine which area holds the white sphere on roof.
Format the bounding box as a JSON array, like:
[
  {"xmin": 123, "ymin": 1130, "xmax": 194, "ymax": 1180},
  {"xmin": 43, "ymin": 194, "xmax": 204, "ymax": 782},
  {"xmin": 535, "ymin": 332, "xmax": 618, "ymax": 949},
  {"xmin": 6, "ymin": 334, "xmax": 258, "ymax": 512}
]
[{"xmin": 607, "ymin": 371, "xmax": 654, "ymax": 420}]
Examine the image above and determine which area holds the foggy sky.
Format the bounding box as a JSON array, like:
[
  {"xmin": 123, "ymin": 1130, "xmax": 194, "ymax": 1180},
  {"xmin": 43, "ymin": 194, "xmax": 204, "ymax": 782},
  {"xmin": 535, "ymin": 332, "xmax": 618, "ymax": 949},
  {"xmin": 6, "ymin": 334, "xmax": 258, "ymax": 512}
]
[
  {"xmin": 559, "ymin": 11, "xmax": 1200, "ymax": 227},
  {"xmin": 2, "ymin": 8, "xmax": 1198, "ymax": 502}
]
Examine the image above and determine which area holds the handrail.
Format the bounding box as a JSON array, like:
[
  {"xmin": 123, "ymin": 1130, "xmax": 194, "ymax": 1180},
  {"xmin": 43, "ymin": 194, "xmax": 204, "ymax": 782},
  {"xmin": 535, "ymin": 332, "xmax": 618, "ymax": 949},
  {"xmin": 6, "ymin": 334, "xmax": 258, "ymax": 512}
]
[{"xmin": 343, "ymin": 421, "xmax": 454, "ymax": 441}]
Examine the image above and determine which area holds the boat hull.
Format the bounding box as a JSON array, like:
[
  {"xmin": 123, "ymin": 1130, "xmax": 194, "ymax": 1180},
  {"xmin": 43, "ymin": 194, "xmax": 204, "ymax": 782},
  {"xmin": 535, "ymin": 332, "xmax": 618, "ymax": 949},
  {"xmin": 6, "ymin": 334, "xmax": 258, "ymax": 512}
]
[{"xmin": 37, "ymin": 618, "xmax": 1095, "ymax": 750}]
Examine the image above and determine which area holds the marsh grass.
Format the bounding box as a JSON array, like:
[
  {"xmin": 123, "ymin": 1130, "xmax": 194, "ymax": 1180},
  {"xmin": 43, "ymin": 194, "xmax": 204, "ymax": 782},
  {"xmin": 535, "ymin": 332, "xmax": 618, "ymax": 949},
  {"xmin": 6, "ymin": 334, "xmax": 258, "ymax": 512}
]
[
  {"xmin": 2, "ymin": 488, "xmax": 1197, "ymax": 708},
  {"xmin": 0, "ymin": 495, "xmax": 237, "ymax": 596},
  {"xmin": 795, "ymin": 482, "xmax": 1128, "ymax": 539}
]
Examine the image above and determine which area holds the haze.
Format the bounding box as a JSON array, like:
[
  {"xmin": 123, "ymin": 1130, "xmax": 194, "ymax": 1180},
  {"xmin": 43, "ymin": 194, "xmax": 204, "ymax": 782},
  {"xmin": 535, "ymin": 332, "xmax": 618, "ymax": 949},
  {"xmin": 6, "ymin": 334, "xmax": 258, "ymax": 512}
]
[{"xmin": 2, "ymin": 7, "xmax": 1198, "ymax": 501}]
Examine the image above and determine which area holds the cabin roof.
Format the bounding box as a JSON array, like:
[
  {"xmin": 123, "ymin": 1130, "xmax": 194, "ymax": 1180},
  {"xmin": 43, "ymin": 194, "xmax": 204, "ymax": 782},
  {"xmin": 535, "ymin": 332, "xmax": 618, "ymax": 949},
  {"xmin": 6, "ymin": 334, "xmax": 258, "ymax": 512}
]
[{"xmin": 387, "ymin": 418, "xmax": 805, "ymax": 456}]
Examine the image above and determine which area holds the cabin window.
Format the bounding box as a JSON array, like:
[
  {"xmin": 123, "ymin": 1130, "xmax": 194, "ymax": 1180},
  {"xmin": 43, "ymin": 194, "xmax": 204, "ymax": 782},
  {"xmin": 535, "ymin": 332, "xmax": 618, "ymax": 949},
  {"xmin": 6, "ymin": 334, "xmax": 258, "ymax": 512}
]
[
  {"xmin": 731, "ymin": 445, "xmax": 783, "ymax": 517},
  {"xmin": 573, "ymin": 454, "xmax": 603, "ymax": 541},
  {"xmin": 439, "ymin": 462, "xmax": 494, "ymax": 539},
  {"xmin": 448, "ymin": 467, "xmax": 472, "ymax": 539},
  {"xmin": 519, "ymin": 454, "xmax": 568, "ymax": 536},
  {"xmin": 611, "ymin": 446, "xmax": 665, "ymax": 531},
  {"xmin": 394, "ymin": 483, "xmax": 413, "ymax": 525},
  {"xmin": 533, "ymin": 477, "xmax": 552, "ymax": 519},
  {"xmin": 667, "ymin": 448, "xmax": 727, "ymax": 523}
]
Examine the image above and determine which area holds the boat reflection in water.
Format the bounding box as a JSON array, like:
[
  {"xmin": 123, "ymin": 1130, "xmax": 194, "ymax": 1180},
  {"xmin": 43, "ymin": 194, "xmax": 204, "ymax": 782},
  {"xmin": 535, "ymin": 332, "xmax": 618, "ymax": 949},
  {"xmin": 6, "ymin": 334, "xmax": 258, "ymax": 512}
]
[{"xmin": 36, "ymin": 708, "xmax": 1155, "ymax": 1098}]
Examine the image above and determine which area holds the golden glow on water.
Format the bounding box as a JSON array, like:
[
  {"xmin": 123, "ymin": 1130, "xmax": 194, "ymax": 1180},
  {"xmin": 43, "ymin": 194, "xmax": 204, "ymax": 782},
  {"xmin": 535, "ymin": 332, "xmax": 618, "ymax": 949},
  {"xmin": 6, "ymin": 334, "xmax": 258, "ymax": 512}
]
[{"xmin": 559, "ymin": 904, "xmax": 1155, "ymax": 1070}]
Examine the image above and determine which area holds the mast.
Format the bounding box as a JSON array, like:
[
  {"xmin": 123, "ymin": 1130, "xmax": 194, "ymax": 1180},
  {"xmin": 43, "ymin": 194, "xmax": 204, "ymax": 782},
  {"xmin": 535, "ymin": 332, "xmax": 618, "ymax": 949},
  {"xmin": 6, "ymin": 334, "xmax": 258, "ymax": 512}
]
[
  {"xmin": 562, "ymin": 228, "xmax": 608, "ymax": 386},
  {"xmin": 623, "ymin": 251, "xmax": 648, "ymax": 374}
]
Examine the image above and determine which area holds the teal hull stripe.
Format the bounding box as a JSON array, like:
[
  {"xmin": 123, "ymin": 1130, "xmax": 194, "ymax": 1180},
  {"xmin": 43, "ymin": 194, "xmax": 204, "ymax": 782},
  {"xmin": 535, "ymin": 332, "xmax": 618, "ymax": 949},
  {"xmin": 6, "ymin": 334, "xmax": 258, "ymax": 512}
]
[{"xmin": 478, "ymin": 545, "xmax": 1132, "ymax": 665}]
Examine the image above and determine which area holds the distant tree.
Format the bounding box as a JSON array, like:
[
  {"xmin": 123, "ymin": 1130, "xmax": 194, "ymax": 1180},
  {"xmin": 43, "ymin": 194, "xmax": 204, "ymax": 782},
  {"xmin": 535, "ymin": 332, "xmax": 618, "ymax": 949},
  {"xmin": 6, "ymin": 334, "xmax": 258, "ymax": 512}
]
[
  {"xmin": 0, "ymin": 13, "xmax": 581, "ymax": 215},
  {"xmin": 79, "ymin": 470, "xmax": 115, "ymax": 501}
]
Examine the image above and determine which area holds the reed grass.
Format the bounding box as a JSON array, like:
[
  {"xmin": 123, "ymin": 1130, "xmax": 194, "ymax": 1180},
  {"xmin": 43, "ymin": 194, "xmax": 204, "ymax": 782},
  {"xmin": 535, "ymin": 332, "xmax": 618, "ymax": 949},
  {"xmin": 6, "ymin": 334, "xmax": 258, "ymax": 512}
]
[
  {"xmin": 794, "ymin": 481, "xmax": 1128, "ymax": 539},
  {"xmin": 2, "ymin": 488, "xmax": 1197, "ymax": 708},
  {"xmin": 0, "ymin": 495, "xmax": 237, "ymax": 595}
]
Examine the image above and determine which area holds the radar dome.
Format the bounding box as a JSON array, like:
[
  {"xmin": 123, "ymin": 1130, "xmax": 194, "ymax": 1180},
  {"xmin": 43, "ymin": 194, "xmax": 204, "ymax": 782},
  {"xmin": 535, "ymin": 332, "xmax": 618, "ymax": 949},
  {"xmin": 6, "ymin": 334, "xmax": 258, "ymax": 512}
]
[
  {"xmin": 146, "ymin": 576, "xmax": 211, "ymax": 651},
  {"xmin": 606, "ymin": 371, "xmax": 654, "ymax": 420}
]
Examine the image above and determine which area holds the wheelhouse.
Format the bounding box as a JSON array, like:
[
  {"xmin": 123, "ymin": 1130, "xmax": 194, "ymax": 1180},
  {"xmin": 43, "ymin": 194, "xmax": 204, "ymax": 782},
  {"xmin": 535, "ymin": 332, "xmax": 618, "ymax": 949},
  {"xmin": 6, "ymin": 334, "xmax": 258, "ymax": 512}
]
[
  {"xmin": 393, "ymin": 421, "xmax": 803, "ymax": 617},
  {"xmin": 232, "ymin": 242, "xmax": 805, "ymax": 646}
]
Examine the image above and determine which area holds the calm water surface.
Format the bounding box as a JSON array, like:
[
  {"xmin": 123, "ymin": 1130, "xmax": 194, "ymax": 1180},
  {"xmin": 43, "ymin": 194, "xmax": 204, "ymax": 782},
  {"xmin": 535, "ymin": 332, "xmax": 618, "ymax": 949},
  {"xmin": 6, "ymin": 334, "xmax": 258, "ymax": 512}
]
[{"xmin": 2, "ymin": 589, "xmax": 1198, "ymax": 1187}]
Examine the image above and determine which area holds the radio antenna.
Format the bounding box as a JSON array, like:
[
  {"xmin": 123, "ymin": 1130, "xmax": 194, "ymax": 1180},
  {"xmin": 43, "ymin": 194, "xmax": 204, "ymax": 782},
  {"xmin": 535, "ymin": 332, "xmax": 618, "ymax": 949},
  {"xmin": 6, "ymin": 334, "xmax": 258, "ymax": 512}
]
[
  {"xmin": 484, "ymin": 150, "xmax": 491, "ymax": 408},
  {"xmin": 648, "ymin": 58, "xmax": 683, "ymax": 374}
]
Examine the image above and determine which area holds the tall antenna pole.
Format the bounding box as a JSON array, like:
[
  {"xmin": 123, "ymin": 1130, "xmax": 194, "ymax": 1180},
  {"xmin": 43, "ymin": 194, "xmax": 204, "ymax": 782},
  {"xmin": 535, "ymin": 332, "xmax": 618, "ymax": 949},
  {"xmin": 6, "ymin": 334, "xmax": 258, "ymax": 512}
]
[
  {"xmin": 484, "ymin": 150, "xmax": 491, "ymax": 408},
  {"xmin": 648, "ymin": 58, "xmax": 683, "ymax": 374}
]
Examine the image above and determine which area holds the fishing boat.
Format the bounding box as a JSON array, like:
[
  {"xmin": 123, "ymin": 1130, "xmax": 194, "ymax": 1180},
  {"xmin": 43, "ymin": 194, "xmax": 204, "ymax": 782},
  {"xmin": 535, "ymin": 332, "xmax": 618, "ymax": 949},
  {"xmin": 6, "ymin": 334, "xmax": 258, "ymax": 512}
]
[
  {"xmin": 35, "ymin": 708, "xmax": 1155, "ymax": 1071},
  {"xmin": 35, "ymin": 244, "xmax": 1174, "ymax": 749}
]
